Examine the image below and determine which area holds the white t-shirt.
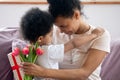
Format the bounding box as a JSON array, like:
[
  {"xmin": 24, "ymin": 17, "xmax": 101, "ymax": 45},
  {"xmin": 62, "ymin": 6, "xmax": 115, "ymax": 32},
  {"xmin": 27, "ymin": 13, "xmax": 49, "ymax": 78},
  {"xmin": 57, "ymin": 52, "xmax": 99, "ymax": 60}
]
[
  {"xmin": 35, "ymin": 44, "xmax": 64, "ymax": 80},
  {"xmin": 36, "ymin": 44, "xmax": 64, "ymax": 69},
  {"xmin": 52, "ymin": 25, "xmax": 111, "ymax": 80}
]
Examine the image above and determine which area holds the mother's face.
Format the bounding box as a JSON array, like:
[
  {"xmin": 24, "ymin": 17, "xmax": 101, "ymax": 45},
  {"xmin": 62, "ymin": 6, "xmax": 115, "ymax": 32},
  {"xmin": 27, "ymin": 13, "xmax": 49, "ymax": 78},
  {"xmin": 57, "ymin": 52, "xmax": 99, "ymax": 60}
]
[{"xmin": 54, "ymin": 14, "xmax": 80, "ymax": 35}]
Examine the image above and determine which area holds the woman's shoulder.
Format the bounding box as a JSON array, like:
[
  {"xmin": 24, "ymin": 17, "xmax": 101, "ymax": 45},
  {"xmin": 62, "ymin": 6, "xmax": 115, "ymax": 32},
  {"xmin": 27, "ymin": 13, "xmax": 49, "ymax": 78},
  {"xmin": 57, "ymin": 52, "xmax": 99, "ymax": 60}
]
[
  {"xmin": 90, "ymin": 25, "xmax": 110, "ymax": 38},
  {"xmin": 90, "ymin": 26, "xmax": 111, "ymax": 52}
]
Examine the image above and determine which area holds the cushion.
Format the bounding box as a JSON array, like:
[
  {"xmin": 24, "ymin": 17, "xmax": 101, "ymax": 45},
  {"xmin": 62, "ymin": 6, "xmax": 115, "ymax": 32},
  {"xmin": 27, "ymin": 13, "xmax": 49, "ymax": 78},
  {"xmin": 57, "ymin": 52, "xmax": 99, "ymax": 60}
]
[
  {"xmin": 101, "ymin": 39, "xmax": 120, "ymax": 80},
  {"xmin": 0, "ymin": 27, "xmax": 20, "ymax": 80}
]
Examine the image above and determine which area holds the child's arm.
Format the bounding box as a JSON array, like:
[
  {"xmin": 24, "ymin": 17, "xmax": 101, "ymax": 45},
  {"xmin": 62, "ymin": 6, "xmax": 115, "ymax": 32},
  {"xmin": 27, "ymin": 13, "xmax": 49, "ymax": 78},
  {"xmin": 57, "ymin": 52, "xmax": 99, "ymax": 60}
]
[{"xmin": 64, "ymin": 27, "xmax": 104, "ymax": 53}]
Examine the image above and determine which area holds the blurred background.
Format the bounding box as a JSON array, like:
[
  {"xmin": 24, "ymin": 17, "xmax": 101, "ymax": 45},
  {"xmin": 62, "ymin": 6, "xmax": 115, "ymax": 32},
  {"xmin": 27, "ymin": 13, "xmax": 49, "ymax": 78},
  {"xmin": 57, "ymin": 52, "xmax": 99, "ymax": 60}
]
[{"xmin": 0, "ymin": 0, "xmax": 120, "ymax": 39}]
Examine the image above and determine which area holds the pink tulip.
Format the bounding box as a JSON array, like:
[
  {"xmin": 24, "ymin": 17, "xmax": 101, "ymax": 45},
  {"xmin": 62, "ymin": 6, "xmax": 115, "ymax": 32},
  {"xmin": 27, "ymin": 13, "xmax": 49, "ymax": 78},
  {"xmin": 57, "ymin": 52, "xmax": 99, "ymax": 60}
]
[
  {"xmin": 12, "ymin": 47, "xmax": 20, "ymax": 56},
  {"xmin": 22, "ymin": 47, "xmax": 29, "ymax": 55},
  {"xmin": 36, "ymin": 48, "xmax": 44, "ymax": 55}
]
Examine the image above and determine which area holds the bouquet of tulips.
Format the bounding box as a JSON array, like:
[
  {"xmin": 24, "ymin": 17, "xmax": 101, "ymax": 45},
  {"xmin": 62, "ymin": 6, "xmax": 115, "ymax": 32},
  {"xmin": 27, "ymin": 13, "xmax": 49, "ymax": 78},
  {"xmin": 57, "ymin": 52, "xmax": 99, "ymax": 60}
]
[{"xmin": 9, "ymin": 42, "xmax": 44, "ymax": 80}]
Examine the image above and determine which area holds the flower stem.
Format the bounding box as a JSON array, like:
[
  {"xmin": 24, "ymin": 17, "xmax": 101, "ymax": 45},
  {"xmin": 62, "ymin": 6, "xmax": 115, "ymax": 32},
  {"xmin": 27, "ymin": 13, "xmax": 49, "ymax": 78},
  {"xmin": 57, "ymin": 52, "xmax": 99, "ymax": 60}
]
[
  {"xmin": 33, "ymin": 55, "xmax": 38, "ymax": 63},
  {"xmin": 24, "ymin": 74, "xmax": 32, "ymax": 80}
]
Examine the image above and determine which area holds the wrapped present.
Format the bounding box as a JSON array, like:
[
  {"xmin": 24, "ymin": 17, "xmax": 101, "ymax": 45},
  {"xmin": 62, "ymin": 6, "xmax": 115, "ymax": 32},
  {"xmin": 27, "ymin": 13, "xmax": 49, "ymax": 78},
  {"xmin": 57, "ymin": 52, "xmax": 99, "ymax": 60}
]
[{"xmin": 8, "ymin": 53, "xmax": 24, "ymax": 80}]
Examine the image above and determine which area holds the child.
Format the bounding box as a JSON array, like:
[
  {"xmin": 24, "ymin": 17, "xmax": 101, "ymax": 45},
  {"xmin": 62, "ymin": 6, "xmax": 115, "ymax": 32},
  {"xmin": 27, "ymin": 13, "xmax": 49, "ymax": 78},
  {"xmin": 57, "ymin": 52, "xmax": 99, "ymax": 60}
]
[{"xmin": 20, "ymin": 8, "xmax": 104, "ymax": 80}]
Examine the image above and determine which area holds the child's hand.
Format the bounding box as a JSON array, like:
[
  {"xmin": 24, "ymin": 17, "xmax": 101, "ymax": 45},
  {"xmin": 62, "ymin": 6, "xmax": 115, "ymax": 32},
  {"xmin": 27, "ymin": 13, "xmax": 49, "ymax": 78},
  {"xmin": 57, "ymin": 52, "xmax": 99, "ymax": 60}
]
[{"xmin": 92, "ymin": 27, "xmax": 105, "ymax": 37}]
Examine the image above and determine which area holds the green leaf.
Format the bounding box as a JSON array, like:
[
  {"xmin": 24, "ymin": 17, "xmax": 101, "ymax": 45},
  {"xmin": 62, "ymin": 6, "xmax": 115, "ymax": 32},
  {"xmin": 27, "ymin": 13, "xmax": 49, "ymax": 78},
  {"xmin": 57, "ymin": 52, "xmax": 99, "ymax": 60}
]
[
  {"xmin": 27, "ymin": 46, "xmax": 33, "ymax": 62},
  {"xmin": 20, "ymin": 51, "xmax": 27, "ymax": 62}
]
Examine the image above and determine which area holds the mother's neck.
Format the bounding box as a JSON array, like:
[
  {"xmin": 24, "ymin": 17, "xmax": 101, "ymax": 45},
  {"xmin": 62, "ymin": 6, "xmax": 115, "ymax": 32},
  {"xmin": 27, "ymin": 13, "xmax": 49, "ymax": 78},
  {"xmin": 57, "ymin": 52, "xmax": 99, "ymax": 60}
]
[{"xmin": 76, "ymin": 20, "xmax": 90, "ymax": 34}]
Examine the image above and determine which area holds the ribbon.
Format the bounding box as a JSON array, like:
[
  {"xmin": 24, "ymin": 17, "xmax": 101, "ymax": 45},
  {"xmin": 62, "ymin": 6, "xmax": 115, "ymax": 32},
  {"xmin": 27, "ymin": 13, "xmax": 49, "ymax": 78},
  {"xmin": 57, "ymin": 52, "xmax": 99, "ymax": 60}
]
[{"xmin": 11, "ymin": 54, "xmax": 22, "ymax": 80}]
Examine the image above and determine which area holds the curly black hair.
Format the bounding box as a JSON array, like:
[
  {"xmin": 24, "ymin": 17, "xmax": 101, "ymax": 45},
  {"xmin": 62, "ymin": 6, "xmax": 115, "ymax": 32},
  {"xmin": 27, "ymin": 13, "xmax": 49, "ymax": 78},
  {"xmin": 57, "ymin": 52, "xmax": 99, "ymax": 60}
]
[
  {"xmin": 47, "ymin": 0, "xmax": 82, "ymax": 19},
  {"xmin": 20, "ymin": 8, "xmax": 53, "ymax": 42}
]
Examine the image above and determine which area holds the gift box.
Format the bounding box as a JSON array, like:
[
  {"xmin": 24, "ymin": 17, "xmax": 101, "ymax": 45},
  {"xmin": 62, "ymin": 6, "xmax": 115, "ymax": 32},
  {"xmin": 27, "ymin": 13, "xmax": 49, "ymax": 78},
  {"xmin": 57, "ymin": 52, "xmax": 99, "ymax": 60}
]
[{"xmin": 8, "ymin": 53, "xmax": 24, "ymax": 80}]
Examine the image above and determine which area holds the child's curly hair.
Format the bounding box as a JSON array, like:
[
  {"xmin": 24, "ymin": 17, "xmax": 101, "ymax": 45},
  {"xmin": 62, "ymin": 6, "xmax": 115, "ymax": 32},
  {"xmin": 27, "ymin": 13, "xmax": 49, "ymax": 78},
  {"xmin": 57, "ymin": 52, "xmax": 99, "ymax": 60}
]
[{"xmin": 20, "ymin": 8, "xmax": 53, "ymax": 42}]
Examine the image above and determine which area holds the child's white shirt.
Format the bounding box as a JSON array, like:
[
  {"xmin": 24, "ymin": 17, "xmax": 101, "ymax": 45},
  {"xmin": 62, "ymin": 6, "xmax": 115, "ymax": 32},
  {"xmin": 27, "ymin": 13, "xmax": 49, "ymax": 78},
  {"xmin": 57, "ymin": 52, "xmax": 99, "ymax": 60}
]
[{"xmin": 34, "ymin": 44, "xmax": 64, "ymax": 80}]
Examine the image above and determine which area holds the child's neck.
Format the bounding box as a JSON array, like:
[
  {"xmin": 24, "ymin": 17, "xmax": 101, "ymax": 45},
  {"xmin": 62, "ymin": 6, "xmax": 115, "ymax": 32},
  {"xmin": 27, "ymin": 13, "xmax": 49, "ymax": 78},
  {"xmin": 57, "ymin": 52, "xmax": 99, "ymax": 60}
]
[{"xmin": 41, "ymin": 43, "xmax": 52, "ymax": 46}]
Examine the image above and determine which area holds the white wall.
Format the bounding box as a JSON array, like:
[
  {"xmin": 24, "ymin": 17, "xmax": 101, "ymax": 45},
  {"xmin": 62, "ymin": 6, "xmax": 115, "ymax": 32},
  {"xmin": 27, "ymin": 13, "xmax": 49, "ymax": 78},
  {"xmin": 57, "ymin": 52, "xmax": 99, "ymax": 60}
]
[
  {"xmin": 0, "ymin": 4, "xmax": 48, "ymax": 27},
  {"xmin": 0, "ymin": 4, "xmax": 120, "ymax": 39},
  {"xmin": 83, "ymin": 4, "xmax": 120, "ymax": 39}
]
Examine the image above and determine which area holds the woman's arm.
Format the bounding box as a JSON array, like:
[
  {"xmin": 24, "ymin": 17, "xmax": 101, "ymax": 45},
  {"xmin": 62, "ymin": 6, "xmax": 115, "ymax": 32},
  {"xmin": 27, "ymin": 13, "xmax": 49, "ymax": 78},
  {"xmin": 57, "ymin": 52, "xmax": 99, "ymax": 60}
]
[
  {"xmin": 46, "ymin": 49, "xmax": 107, "ymax": 80},
  {"xmin": 64, "ymin": 27, "xmax": 104, "ymax": 53},
  {"xmin": 21, "ymin": 49, "xmax": 107, "ymax": 80}
]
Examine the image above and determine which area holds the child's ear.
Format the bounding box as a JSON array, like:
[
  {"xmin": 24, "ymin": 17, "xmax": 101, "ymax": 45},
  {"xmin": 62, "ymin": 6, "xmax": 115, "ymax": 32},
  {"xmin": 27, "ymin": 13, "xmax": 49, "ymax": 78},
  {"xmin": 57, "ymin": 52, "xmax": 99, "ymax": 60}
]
[{"xmin": 37, "ymin": 36, "xmax": 43, "ymax": 43}]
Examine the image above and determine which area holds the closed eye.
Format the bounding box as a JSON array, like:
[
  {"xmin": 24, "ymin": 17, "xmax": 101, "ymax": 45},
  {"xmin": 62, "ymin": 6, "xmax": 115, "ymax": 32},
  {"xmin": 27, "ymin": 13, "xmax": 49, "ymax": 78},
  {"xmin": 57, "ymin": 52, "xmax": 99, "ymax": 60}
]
[{"xmin": 60, "ymin": 25, "xmax": 65, "ymax": 28}]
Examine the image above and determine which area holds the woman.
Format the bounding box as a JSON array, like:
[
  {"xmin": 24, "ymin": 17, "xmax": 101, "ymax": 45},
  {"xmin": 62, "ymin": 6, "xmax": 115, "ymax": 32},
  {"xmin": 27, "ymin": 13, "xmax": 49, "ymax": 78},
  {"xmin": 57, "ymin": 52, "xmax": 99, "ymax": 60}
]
[{"xmin": 22, "ymin": 0, "xmax": 110, "ymax": 80}]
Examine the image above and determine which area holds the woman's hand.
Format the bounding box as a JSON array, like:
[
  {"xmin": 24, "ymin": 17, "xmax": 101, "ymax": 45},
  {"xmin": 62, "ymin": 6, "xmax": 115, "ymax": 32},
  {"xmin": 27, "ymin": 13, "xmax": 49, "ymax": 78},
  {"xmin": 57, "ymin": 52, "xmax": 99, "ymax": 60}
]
[
  {"xmin": 21, "ymin": 62, "xmax": 46, "ymax": 77},
  {"xmin": 92, "ymin": 27, "xmax": 105, "ymax": 37}
]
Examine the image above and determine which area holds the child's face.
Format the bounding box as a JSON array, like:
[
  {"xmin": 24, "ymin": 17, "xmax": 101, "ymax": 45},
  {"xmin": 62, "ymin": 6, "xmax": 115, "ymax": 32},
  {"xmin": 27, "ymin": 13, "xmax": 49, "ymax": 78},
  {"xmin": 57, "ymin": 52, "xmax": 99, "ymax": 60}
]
[{"xmin": 39, "ymin": 29, "xmax": 53, "ymax": 45}]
